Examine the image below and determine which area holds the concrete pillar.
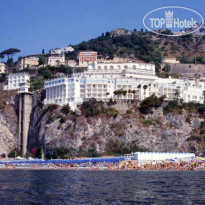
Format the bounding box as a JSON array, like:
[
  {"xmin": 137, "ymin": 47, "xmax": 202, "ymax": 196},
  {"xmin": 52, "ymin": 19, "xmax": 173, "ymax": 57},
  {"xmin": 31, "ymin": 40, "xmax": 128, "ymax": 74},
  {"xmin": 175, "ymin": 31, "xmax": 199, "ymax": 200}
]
[{"xmin": 18, "ymin": 93, "xmax": 33, "ymax": 156}]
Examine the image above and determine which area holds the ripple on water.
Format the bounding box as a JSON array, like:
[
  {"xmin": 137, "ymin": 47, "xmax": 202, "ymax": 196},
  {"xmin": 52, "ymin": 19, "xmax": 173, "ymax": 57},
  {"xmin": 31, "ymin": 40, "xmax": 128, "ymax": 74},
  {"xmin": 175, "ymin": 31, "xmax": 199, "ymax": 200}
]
[{"xmin": 0, "ymin": 170, "xmax": 205, "ymax": 205}]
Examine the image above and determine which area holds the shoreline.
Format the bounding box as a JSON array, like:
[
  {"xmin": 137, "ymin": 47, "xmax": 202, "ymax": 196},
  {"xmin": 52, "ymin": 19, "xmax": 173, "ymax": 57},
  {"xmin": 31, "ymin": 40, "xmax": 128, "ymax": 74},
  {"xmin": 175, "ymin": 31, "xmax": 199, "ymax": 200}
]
[{"xmin": 0, "ymin": 167, "xmax": 204, "ymax": 171}]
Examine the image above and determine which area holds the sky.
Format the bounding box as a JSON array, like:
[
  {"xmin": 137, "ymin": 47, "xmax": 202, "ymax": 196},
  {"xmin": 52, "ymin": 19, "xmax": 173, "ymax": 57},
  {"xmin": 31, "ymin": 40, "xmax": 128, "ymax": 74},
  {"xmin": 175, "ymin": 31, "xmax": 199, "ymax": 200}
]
[{"xmin": 0, "ymin": 0, "xmax": 204, "ymax": 60}]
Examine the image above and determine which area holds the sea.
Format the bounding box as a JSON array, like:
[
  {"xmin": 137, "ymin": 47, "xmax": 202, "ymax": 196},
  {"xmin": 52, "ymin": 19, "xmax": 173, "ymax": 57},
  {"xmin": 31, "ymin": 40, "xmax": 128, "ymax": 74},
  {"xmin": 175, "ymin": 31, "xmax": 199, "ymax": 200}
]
[{"xmin": 0, "ymin": 170, "xmax": 205, "ymax": 205}]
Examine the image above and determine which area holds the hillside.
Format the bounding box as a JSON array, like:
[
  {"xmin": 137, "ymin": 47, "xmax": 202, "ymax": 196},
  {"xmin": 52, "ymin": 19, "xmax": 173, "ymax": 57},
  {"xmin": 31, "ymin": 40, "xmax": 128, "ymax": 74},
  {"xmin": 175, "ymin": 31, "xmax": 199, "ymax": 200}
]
[{"xmin": 66, "ymin": 28, "xmax": 205, "ymax": 69}]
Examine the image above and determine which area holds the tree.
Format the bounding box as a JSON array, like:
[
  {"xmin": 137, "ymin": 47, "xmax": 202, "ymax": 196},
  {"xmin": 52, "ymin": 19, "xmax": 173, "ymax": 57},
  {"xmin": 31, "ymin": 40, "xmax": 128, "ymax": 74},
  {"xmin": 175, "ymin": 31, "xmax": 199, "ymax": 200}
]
[
  {"xmin": 139, "ymin": 94, "xmax": 165, "ymax": 114},
  {"xmin": 61, "ymin": 104, "xmax": 71, "ymax": 114},
  {"xmin": 0, "ymin": 53, "xmax": 4, "ymax": 61},
  {"xmin": 6, "ymin": 58, "xmax": 14, "ymax": 67},
  {"xmin": 42, "ymin": 48, "xmax": 45, "ymax": 55},
  {"xmin": 174, "ymin": 89, "xmax": 180, "ymax": 100},
  {"xmin": 179, "ymin": 55, "xmax": 191, "ymax": 63},
  {"xmin": 39, "ymin": 55, "xmax": 47, "ymax": 65},
  {"xmin": 163, "ymin": 64, "xmax": 171, "ymax": 73},
  {"xmin": 108, "ymin": 50, "xmax": 114, "ymax": 60},
  {"xmin": 1, "ymin": 48, "xmax": 20, "ymax": 59},
  {"xmin": 143, "ymin": 85, "xmax": 148, "ymax": 90}
]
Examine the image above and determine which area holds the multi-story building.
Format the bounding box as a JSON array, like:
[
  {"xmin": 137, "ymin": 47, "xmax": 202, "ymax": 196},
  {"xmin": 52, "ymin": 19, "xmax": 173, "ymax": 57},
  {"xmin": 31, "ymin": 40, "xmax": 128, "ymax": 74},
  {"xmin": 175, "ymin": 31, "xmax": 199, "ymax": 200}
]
[
  {"xmin": 48, "ymin": 55, "xmax": 65, "ymax": 66},
  {"xmin": 50, "ymin": 46, "xmax": 74, "ymax": 55},
  {"xmin": 44, "ymin": 62, "xmax": 205, "ymax": 110},
  {"xmin": 0, "ymin": 63, "xmax": 6, "ymax": 74},
  {"xmin": 78, "ymin": 51, "xmax": 97, "ymax": 67},
  {"xmin": 85, "ymin": 62, "xmax": 156, "ymax": 79},
  {"xmin": 18, "ymin": 56, "xmax": 39, "ymax": 70},
  {"xmin": 3, "ymin": 73, "xmax": 30, "ymax": 92}
]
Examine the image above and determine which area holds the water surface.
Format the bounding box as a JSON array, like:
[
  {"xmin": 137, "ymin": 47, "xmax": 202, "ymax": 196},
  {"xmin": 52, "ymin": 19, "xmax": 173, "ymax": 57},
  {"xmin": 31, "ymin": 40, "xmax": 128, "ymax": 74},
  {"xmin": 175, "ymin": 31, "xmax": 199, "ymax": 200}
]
[{"xmin": 0, "ymin": 170, "xmax": 205, "ymax": 205}]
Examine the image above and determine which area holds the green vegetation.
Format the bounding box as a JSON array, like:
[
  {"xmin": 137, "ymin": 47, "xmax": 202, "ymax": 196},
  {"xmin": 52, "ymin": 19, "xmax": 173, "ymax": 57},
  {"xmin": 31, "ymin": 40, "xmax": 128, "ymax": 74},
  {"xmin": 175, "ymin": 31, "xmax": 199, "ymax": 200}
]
[
  {"xmin": 73, "ymin": 31, "xmax": 162, "ymax": 65},
  {"xmin": 141, "ymin": 118, "xmax": 161, "ymax": 126},
  {"xmin": 156, "ymin": 72, "xmax": 180, "ymax": 79},
  {"xmin": 28, "ymin": 65, "xmax": 77, "ymax": 91},
  {"xmin": 46, "ymin": 147, "xmax": 76, "ymax": 159},
  {"xmin": 114, "ymin": 89, "xmax": 135, "ymax": 98},
  {"xmin": 8, "ymin": 149, "xmax": 21, "ymax": 158},
  {"xmin": 1, "ymin": 48, "xmax": 20, "ymax": 60},
  {"xmin": 139, "ymin": 94, "xmax": 165, "ymax": 114},
  {"xmin": 163, "ymin": 101, "xmax": 205, "ymax": 116},
  {"xmin": 61, "ymin": 104, "xmax": 71, "ymax": 114},
  {"xmin": 0, "ymin": 73, "xmax": 7, "ymax": 83},
  {"xmin": 187, "ymin": 136, "xmax": 202, "ymax": 143},
  {"xmin": 30, "ymin": 76, "xmax": 45, "ymax": 91},
  {"xmin": 105, "ymin": 140, "xmax": 147, "ymax": 155},
  {"xmin": 163, "ymin": 64, "xmax": 171, "ymax": 73},
  {"xmin": 126, "ymin": 109, "xmax": 134, "ymax": 115},
  {"xmin": 81, "ymin": 98, "xmax": 118, "ymax": 117},
  {"xmin": 178, "ymin": 55, "xmax": 205, "ymax": 64},
  {"xmin": 44, "ymin": 104, "xmax": 58, "ymax": 113},
  {"xmin": 38, "ymin": 55, "xmax": 47, "ymax": 65},
  {"xmin": 163, "ymin": 100, "xmax": 178, "ymax": 112},
  {"xmin": 142, "ymin": 119, "xmax": 154, "ymax": 126},
  {"xmin": 59, "ymin": 114, "xmax": 66, "ymax": 124},
  {"xmin": 114, "ymin": 89, "xmax": 127, "ymax": 96},
  {"xmin": 77, "ymin": 146, "xmax": 99, "ymax": 158}
]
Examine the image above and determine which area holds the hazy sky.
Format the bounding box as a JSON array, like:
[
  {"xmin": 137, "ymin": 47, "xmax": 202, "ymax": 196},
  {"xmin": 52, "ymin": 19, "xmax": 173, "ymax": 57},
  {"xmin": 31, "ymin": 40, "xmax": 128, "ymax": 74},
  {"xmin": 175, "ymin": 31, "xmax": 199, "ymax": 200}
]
[{"xmin": 0, "ymin": 0, "xmax": 204, "ymax": 59}]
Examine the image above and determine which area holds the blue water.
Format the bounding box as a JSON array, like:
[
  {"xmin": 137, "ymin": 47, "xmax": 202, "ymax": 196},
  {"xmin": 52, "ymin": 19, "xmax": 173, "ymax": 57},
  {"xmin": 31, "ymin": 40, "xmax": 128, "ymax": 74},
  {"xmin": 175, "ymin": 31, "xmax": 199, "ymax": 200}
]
[{"xmin": 0, "ymin": 170, "xmax": 205, "ymax": 205}]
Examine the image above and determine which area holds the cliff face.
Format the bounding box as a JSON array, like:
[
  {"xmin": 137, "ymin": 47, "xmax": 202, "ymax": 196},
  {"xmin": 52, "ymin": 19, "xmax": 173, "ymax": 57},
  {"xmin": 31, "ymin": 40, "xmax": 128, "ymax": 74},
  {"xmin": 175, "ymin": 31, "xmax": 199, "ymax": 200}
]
[
  {"xmin": 0, "ymin": 87, "xmax": 18, "ymax": 155},
  {"xmin": 27, "ymin": 97, "xmax": 205, "ymax": 156},
  {"xmin": 0, "ymin": 90, "xmax": 204, "ymax": 156}
]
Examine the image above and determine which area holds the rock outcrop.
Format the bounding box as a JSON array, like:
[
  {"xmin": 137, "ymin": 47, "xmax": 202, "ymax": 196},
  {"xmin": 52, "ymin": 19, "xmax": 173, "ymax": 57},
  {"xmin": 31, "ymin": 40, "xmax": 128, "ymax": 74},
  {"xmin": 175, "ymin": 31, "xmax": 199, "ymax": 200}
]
[
  {"xmin": 0, "ymin": 87, "xmax": 18, "ymax": 156},
  {"xmin": 27, "ymin": 97, "xmax": 205, "ymax": 156},
  {"xmin": 0, "ymin": 89, "xmax": 204, "ymax": 156}
]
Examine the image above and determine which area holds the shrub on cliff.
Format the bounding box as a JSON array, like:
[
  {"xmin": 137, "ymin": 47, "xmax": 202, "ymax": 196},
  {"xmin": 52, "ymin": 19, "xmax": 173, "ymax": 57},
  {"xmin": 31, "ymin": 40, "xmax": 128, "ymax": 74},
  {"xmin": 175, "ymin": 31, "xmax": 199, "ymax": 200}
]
[
  {"xmin": 44, "ymin": 104, "xmax": 58, "ymax": 113},
  {"xmin": 59, "ymin": 114, "xmax": 66, "ymax": 124},
  {"xmin": 61, "ymin": 104, "xmax": 71, "ymax": 114},
  {"xmin": 81, "ymin": 98, "xmax": 105, "ymax": 117},
  {"xmin": 46, "ymin": 147, "xmax": 76, "ymax": 159},
  {"xmin": 187, "ymin": 135, "xmax": 202, "ymax": 143},
  {"xmin": 81, "ymin": 98, "xmax": 118, "ymax": 117},
  {"xmin": 163, "ymin": 100, "xmax": 178, "ymax": 112},
  {"xmin": 105, "ymin": 140, "xmax": 147, "ymax": 155},
  {"xmin": 139, "ymin": 94, "xmax": 165, "ymax": 114},
  {"xmin": 77, "ymin": 146, "xmax": 99, "ymax": 157},
  {"xmin": 8, "ymin": 149, "xmax": 21, "ymax": 158}
]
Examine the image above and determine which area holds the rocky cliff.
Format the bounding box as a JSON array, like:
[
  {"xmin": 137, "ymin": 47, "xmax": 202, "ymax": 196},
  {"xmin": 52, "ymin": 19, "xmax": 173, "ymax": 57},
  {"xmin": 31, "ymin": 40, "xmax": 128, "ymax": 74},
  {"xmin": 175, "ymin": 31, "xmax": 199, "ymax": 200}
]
[
  {"xmin": 0, "ymin": 86, "xmax": 18, "ymax": 156},
  {"xmin": 27, "ymin": 96, "xmax": 205, "ymax": 157},
  {"xmin": 0, "ymin": 89, "xmax": 204, "ymax": 156}
]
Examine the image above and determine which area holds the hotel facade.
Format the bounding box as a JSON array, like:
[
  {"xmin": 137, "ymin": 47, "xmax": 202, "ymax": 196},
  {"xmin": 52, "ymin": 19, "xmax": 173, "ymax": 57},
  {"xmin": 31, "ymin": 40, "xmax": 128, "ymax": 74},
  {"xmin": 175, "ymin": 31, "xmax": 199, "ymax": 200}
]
[
  {"xmin": 44, "ymin": 61, "xmax": 205, "ymax": 110},
  {"xmin": 3, "ymin": 73, "xmax": 30, "ymax": 93}
]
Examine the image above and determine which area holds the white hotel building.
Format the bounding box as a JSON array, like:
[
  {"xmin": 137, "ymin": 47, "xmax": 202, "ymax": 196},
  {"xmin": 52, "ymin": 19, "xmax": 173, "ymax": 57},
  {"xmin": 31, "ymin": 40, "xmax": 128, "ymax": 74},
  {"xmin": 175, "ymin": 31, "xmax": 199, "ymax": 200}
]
[
  {"xmin": 44, "ymin": 62, "xmax": 205, "ymax": 110},
  {"xmin": 3, "ymin": 73, "xmax": 30, "ymax": 93}
]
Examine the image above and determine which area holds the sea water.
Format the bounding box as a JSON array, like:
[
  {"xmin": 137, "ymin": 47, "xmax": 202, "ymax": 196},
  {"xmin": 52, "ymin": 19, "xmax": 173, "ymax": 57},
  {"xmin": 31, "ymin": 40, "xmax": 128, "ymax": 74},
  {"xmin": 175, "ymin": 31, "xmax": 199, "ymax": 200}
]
[{"xmin": 0, "ymin": 170, "xmax": 205, "ymax": 205}]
